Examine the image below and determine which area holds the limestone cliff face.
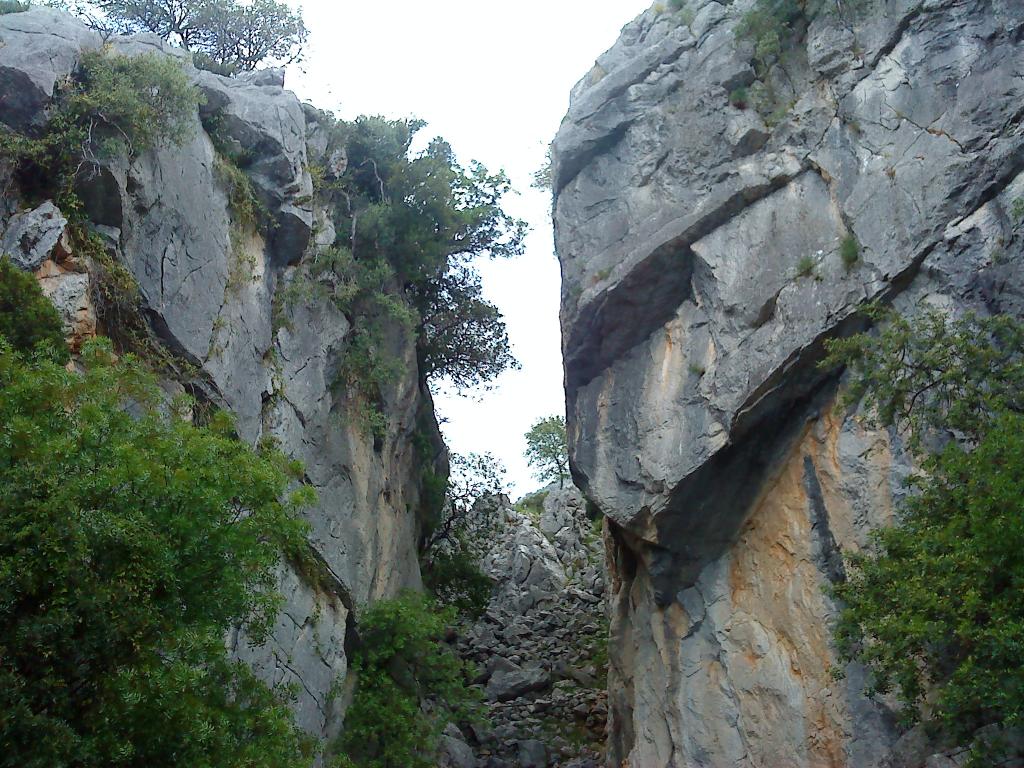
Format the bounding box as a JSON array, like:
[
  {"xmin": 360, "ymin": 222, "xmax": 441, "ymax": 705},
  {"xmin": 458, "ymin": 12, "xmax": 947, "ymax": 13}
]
[
  {"xmin": 0, "ymin": 8, "xmax": 445, "ymax": 744},
  {"xmin": 552, "ymin": 1, "xmax": 1024, "ymax": 765}
]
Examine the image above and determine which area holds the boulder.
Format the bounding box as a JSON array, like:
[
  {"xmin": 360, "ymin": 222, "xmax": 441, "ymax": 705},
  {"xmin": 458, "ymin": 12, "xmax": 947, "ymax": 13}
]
[
  {"xmin": 195, "ymin": 68, "xmax": 313, "ymax": 265},
  {"xmin": 440, "ymin": 723, "xmax": 478, "ymax": 768},
  {"xmin": 1, "ymin": 203, "xmax": 68, "ymax": 271},
  {"xmin": 516, "ymin": 739, "xmax": 548, "ymax": 768},
  {"xmin": 0, "ymin": 8, "xmax": 100, "ymax": 129},
  {"xmin": 486, "ymin": 662, "xmax": 551, "ymax": 703}
]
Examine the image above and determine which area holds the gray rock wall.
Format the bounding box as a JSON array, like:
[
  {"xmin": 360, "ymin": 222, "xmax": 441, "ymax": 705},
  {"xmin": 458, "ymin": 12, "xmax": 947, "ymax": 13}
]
[
  {"xmin": 553, "ymin": 1, "xmax": 1024, "ymax": 766},
  {"xmin": 0, "ymin": 8, "xmax": 444, "ymax": 745}
]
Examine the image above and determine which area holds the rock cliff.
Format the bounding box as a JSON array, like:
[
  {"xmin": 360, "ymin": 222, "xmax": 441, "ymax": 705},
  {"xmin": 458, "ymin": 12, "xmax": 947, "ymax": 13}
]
[
  {"xmin": 552, "ymin": 1, "xmax": 1024, "ymax": 766},
  {"xmin": 0, "ymin": 8, "xmax": 445, "ymax": 744}
]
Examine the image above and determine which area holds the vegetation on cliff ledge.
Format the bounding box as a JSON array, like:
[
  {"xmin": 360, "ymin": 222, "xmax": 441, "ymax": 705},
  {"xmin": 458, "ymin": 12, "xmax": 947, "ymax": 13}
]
[
  {"xmin": 1, "ymin": 48, "xmax": 199, "ymax": 217},
  {"xmin": 287, "ymin": 114, "xmax": 526, "ymax": 434}
]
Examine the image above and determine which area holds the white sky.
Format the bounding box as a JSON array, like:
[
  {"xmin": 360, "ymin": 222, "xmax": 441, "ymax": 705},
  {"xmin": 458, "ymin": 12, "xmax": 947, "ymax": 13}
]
[{"xmin": 287, "ymin": 0, "xmax": 650, "ymax": 496}]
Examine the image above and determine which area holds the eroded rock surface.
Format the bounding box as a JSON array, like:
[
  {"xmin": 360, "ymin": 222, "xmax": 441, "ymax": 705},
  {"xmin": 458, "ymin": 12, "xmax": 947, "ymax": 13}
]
[{"xmin": 553, "ymin": 1, "xmax": 1024, "ymax": 766}]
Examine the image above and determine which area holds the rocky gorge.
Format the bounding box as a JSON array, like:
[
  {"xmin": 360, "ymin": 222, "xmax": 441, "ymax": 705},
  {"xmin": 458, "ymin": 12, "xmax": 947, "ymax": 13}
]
[
  {"xmin": 552, "ymin": 0, "xmax": 1024, "ymax": 766},
  {"xmin": 3, "ymin": 0, "xmax": 1024, "ymax": 766}
]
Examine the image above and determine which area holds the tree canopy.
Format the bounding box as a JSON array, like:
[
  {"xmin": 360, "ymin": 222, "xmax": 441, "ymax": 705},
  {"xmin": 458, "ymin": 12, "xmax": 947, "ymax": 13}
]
[
  {"xmin": 61, "ymin": 0, "xmax": 308, "ymax": 73},
  {"xmin": 302, "ymin": 115, "xmax": 526, "ymax": 413},
  {"xmin": 824, "ymin": 307, "xmax": 1024, "ymax": 764},
  {"xmin": 524, "ymin": 415, "xmax": 569, "ymax": 489},
  {"xmin": 0, "ymin": 331, "xmax": 316, "ymax": 766}
]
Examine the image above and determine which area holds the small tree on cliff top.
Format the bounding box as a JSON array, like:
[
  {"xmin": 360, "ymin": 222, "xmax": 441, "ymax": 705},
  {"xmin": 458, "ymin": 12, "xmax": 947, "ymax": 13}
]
[
  {"xmin": 524, "ymin": 415, "xmax": 569, "ymax": 489},
  {"xmin": 58, "ymin": 0, "xmax": 308, "ymax": 73}
]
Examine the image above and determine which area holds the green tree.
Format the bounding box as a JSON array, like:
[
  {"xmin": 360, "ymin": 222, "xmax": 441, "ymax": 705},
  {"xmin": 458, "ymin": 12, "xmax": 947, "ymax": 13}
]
[
  {"xmin": 303, "ymin": 115, "xmax": 526, "ymax": 413},
  {"xmin": 824, "ymin": 308, "xmax": 1024, "ymax": 764},
  {"xmin": 421, "ymin": 452, "xmax": 505, "ymax": 618},
  {"xmin": 61, "ymin": 0, "xmax": 308, "ymax": 73},
  {"xmin": 336, "ymin": 592, "xmax": 481, "ymax": 768},
  {"xmin": 417, "ymin": 264, "xmax": 517, "ymax": 390},
  {"xmin": 524, "ymin": 415, "xmax": 570, "ymax": 488},
  {"xmin": 0, "ymin": 337, "xmax": 316, "ymax": 767},
  {"xmin": 0, "ymin": 257, "xmax": 68, "ymax": 362}
]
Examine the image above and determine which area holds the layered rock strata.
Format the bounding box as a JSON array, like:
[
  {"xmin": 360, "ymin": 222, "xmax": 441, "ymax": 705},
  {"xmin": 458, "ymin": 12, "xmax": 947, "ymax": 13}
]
[
  {"xmin": 552, "ymin": 1, "xmax": 1024, "ymax": 765},
  {"xmin": 0, "ymin": 8, "xmax": 445, "ymax": 744}
]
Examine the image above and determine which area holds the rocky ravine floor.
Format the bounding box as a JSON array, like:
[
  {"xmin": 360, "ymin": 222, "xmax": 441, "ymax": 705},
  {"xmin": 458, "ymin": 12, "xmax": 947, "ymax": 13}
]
[{"xmin": 442, "ymin": 488, "xmax": 608, "ymax": 768}]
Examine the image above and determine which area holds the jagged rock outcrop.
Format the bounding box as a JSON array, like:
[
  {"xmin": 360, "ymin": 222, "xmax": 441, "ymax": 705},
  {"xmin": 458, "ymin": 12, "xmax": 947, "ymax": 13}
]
[
  {"xmin": 454, "ymin": 489, "xmax": 608, "ymax": 768},
  {"xmin": 0, "ymin": 8, "xmax": 444, "ymax": 745},
  {"xmin": 553, "ymin": 1, "xmax": 1024, "ymax": 766}
]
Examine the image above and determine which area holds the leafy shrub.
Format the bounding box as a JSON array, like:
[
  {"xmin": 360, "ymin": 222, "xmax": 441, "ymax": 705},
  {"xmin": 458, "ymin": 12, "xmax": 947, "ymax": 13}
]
[
  {"xmin": 824, "ymin": 308, "xmax": 1024, "ymax": 448},
  {"xmin": 422, "ymin": 547, "xmax": 493, "ymax": 619},
  {"xmin": 1010, "ymin": 196, "xmax": 1024, "ymax": 225},
  {"xmin": 1, "ymin": 50, "xmax": 199, "ymax": 213},
  {"xmin": 514, "ymin": 489, "xmax": 550, "ymax": 520},
  {"xmin": 0, "ymin": 337, "xmax": 316, "ymax": 767},
  {"xmin": 736, "ymin": 0, "xmax": 872, "ymax": 77},
  {"xmin": 421, "ymin": 453, "xmax": 504, "ymax": 618},
  {"xmin": 729, "ymin": 86, "xmax": 749, "ymax": 109},
  {"xmin": 336, "ymin": 592, "xmax": 481, "ymax": 768},
  {"xmin": 795, "ymin": 254, "xmax": 815, "ymax": 277},
  {"xmin": 0, "ymin": 256, "xmax": 68, "ymax": 362},
  {"xmin": 824, "ymin": 309, "xmax": 1024, "ymax": 765},
  {"xmin": 69, "ymin": 50, "xmax": 198, "ymax": 156},
  {"xmin": 840, "ymin": 234, "xmax": 860, "ymax": 270}
]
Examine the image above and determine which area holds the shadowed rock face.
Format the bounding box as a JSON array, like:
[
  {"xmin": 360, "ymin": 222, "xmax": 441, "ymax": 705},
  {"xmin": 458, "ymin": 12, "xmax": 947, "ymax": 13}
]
[
  {"xmin": 0, "ymin": 9, "xmax": 445, "ymax": 746},
  {"xmin": 553, "ymin": 1, "xmax": 1024, "ymax": 765}
]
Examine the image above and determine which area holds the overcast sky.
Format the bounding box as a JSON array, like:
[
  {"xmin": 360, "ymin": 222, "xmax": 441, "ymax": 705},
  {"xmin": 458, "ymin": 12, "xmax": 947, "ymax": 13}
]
[{"xmin": 287, "ymin": 0, "xmax": 650, "ymax": 496}]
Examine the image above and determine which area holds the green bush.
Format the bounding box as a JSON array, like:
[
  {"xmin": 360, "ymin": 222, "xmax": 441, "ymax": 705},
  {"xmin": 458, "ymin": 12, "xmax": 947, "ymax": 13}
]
[
  {"xmin": 736, "ymin": 0, "xmax": 872, "ymax": 77},
  {"xmin": 795, "ymin": 254, "xmax": 815, "ymax": 277},
  {"xmin": 824, "ymin": 309, "xmax": 1024, "ymax": 765},
  {"xmin": 0, "ymin": 1, "xmax": 29, "ymax": 14},
  {"xmin": 422, "ymin": 546, "xmax": 493, "ymax": 619},
  {"xmin": 514, "ymin": 489, "xmax": 550, "ymax": 520},
  {"xmin": 729, "ymin": 86, "xmax": 749, "ymax": 109},
  {"xmin": 0, "ymin": 337, "xmax": 316, "ymax": 768},
  {"xmin": 336, "ymin": 592, "xmax": 481, "ymax": 768},
  {"xmin": 840, "ymin": 234, "xmax": 860, "ymax": 270},
  {"xmin": 420, "ymin": 452, "xmax": 503, "ymax": 618},
  {"xmin": 0, "ymin": 256, "xmax": 68, "ymax": 362},
  {"xmin": 69, "ymin": 50, "xmax": 198, "ymax": 156},
  {"xmin": 1, "ymin": 49, "xmax": 199, "ymax": 214}
]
